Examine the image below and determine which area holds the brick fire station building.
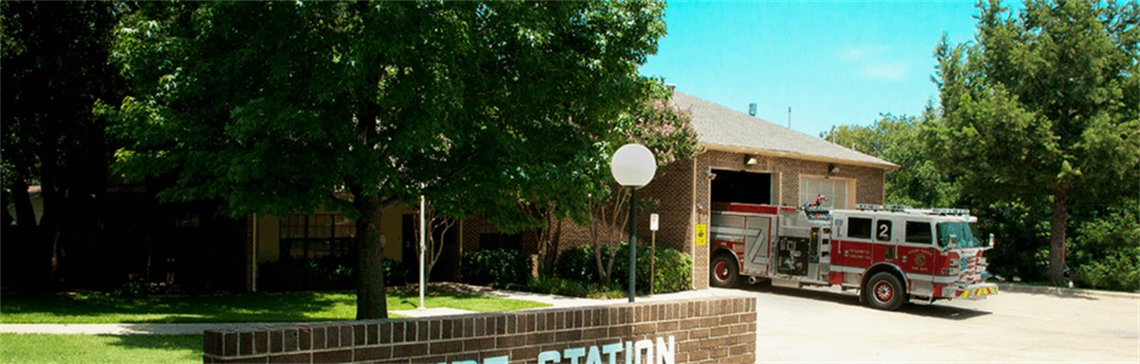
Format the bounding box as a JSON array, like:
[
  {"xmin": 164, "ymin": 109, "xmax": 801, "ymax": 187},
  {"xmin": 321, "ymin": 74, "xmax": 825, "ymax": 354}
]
[{"xmin": 629, "ymin": 91, "xmax": 899, "ymax": 289}]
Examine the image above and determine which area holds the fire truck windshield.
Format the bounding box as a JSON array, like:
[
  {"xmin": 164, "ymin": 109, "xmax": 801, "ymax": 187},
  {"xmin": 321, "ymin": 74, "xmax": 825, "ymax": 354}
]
[{"xmin": 937, "ymin": 222, "xmax": 982, "ymax": 248}]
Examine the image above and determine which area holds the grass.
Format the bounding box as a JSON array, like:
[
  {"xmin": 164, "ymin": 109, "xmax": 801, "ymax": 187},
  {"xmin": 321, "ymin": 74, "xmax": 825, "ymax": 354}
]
[
  {"xmin": 0, "ymin": 334, "xmax": 202, "ymax": 364},
  {"xmin": 0, "ymin": 288, "xmax": 549, "ymax": 324}
]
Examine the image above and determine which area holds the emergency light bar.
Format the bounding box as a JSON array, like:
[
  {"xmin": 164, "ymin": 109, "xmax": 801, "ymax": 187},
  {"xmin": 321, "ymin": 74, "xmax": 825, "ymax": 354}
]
[
  {"xmin": 932, "ymin": 208, "xmax": 971, "ymax": 216},
  {"xmin": 885, "ymin": 205, "xmax": 913, "ymax": 212},
  {"xmin": 854, "ymin": 204, "xmax": 971, "ymax": 216}
]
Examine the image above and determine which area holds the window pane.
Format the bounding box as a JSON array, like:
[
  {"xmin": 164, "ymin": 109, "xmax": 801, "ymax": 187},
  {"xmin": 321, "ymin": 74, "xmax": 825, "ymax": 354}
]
[
  {"xmin": 281, "ymin": 215, "xmax": 306, "ymax": 239},
  {"xmin": 310, "ymin": 215, "xmax": 333, "ymax": 239},
  {"xmin": 905, "ymin": 221, "xmax": 932, "ymax": 244},
  {"xmin": 848, "ymin": 217, "xmax": 872, "ymax": 239},
  {"xmin": 334, "ymin": 215, "xmax": 356, "ymax": 238}
]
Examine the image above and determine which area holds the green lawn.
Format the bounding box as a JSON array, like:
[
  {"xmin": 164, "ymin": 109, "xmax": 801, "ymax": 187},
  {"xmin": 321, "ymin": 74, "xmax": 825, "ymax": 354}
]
[
  {"xmin": 0, "ymin": 334, "xmax": 202, "ymax": 364},
  {"xmin": 0, "ymin": 289, "xmax": 549, "ymax": 363},
  {"xmin": 1, "ymin": 289, "xmax": 549, "ymax": 324}
]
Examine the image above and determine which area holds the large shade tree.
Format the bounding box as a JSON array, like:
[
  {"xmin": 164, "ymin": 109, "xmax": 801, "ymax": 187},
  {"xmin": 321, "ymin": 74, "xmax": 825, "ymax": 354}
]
[
  {"xmin": 1, "ymin": 1, "xmax": 125, "ymax": 284},
  {"xmin": 112, "ymin": 0, "xmax": 668, "ymax": 318},
  {"xmin": 925, "ymin": 0, "xmax": 1138, "ymax": 286}
]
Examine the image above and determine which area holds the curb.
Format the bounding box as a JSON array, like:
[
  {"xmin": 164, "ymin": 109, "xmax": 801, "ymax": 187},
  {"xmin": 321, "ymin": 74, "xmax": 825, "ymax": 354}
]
[{"xmin": 997, "ymin": 283, "xmax": 1140, "ymax": 300}]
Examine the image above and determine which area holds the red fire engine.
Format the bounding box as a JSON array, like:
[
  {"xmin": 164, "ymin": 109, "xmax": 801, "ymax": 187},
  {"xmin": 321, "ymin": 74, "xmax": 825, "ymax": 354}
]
[{"xmin": 709, "ymin": 200, "xmax": 998, "ymax": 310}]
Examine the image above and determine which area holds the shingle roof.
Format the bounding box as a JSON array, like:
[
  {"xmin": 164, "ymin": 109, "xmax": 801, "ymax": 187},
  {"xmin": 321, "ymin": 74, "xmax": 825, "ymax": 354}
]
[{"xmin": 672, "ymin": 91, "xmax": 899, "ymax": 170}]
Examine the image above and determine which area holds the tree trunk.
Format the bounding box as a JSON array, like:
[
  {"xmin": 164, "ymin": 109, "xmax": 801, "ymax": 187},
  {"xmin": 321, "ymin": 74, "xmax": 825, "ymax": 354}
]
[
  {"xmin": 1, "ymin": 190, "xmax": 12, "ymax": 227},
  {"xmin": 11, "ymin": 179, "xmax": 36, "ymax": 227},
  {"xmin": 541, "ymin": 216, "xmax": 563, "ymax": 277},
  {"xmin": 355, "ymin": 195, "xmax": 388, "ymax": 319},
  {"xmin": 1047, "ymin": 186, "xmax": 1069, "ymax": 287}
]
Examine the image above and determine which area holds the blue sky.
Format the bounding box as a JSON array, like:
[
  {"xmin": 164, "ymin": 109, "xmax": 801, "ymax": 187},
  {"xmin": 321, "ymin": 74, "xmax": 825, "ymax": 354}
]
[{"xmin": 639, "ymin": 1, "xmax": 989, "ymax": 137}]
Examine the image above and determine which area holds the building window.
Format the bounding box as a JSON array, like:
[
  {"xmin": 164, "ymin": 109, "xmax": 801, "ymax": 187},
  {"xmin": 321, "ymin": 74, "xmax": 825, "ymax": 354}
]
[
  {"xmin": 799, "ymin": 176, "xmax": 848, "ymax": 209},
  {"xmin": 280, "ymin": 214, "xmax": 355, "ymax": 260}
]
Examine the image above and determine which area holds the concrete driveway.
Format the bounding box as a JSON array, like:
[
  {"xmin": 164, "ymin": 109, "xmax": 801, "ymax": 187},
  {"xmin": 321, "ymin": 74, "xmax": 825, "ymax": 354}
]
[{"xmin": 734, "ymin": 283, "xmax": 1138, "ymax": 362}]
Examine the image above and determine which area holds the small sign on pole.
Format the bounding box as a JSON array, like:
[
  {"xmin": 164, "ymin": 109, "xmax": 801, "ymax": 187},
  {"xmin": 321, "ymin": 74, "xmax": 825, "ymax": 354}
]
[{"xmin": 650, "ymin": 213, "xmax": 659, "ymax": 232}]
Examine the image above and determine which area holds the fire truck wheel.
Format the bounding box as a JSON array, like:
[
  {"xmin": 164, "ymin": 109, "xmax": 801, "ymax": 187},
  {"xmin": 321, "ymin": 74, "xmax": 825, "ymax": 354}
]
[
  {"xmin": 864, "ymin": 272, "xmax": 906, "ymax": 311},
  {"xmin": 710, "ymin": 255, "xmax": 739, "ymax": 287}
]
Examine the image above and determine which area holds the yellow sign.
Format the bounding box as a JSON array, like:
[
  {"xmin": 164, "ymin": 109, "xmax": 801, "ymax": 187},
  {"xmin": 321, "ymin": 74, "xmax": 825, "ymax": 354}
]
[{"xmin": 695, "ymin": 224, "xmax": 707, "ymax": 246}]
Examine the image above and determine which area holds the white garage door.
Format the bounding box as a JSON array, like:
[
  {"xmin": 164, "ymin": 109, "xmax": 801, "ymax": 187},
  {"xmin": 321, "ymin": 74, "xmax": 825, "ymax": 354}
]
[{"xmin": 799, "ymin": 176, "xmax": 849, "ymax": 209}]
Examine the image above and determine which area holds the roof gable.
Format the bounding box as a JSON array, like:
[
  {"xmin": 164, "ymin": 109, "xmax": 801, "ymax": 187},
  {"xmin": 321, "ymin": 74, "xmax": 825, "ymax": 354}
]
[{"xmin": 671, "ymin": 91, "xmax": 899, "ymax": 170}]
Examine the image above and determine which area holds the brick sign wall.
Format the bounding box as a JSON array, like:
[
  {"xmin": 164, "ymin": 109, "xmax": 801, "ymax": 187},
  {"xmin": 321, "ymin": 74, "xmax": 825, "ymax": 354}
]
[{"xmin": 203, "ymin": 296, "xmax": 756, "ymax": 364}]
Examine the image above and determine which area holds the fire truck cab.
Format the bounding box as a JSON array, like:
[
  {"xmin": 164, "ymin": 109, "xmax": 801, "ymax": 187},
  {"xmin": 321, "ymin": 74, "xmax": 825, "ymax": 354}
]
[{"xmin": 709, "ymin": 202, "xmax": 998, "ymax": 310}]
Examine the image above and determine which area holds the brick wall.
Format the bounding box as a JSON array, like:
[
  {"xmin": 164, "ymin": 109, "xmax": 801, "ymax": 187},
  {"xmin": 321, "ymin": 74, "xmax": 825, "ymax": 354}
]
[{"xmin": 203, "ymin": 296, "xmax": 756, "ymax": 364}]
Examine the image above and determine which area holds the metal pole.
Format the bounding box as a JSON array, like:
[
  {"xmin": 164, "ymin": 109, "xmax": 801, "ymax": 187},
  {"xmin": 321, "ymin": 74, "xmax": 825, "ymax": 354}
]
[
  {"xmin": 419, "ymin": 194, "xmax": 426, "ymax": 310},
  {"xmin": 629, "ymin": 187, "xmax": 637, "ymax": 303},
  {"xmin": 650, "ymin": 230, "xmax": 655, "ymax": 295},
  {"xmin": 252, "ymin": 213, "xmax": 257, "ymax": 293}
]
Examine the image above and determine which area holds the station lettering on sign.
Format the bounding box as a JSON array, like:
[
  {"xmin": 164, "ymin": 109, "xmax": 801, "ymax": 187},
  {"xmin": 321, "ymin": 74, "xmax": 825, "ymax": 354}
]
[{"xmin": 440, "ymin": 336, "xmax": 675, "ymax": 364}]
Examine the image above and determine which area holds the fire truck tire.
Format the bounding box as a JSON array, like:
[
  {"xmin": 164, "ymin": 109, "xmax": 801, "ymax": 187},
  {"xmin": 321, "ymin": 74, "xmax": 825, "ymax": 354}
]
[
  {"xmin": 864, "ymin": 272, "xmax": 906, "ymax": 311},
  {"xmin": 710, "ymin": 255, "xmax": 739, "ymax": 287}
]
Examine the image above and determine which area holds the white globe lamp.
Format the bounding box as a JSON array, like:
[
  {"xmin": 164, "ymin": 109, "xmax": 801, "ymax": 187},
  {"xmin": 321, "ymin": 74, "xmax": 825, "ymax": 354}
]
[
  {"xmin": 610, "ymin": 144, "xmax": 657, "ymax": 188},
  {"xmin": 609, "ymin": 143, "xmax": 656, "ymax": 302}
]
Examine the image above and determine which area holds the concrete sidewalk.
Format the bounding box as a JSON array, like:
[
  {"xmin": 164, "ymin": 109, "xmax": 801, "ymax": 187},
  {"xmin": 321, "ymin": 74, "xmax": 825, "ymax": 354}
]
[{"xmin": 0, "ymin": 288, "xmax": 748, "ymax": 335}]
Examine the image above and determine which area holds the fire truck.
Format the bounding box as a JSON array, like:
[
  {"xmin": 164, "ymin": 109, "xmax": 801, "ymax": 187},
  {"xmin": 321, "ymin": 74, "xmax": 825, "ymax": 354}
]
[{"xmin": 708, "ymin": 200, "xmax": 998, "ymax": 310}]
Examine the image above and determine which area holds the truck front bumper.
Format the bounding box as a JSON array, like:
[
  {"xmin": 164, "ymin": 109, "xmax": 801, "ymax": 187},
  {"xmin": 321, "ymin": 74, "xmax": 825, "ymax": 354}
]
[{"xmin": 943, "ymin": 283, "xmax": 999, "ymax": 300}]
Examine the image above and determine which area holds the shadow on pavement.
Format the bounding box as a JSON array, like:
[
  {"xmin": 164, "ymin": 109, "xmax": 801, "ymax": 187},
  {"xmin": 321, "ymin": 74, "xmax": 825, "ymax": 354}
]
[{"xmin": 735, "ymin": 283, "xmax": 993, "ymax": 321}]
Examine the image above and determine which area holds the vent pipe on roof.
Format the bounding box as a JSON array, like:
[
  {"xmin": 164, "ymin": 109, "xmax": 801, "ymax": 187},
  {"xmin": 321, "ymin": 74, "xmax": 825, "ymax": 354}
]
[
  {"xmin": 748, "ymin": 103, "xmax": 757, "ymax": 116},
  {"xmin": 787, "ymin": 107, "xmax": 791, "ymax": 129}
]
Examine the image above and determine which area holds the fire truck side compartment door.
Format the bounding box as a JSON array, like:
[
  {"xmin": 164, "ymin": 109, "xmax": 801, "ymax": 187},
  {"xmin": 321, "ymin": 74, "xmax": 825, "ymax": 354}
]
[{"xmin": 742, "ymin": 216, "xmax": 771, "ymax": 274}]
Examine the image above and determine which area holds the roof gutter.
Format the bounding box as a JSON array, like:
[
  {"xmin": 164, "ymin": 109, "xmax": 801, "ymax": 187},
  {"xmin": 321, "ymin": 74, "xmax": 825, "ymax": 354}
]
[{"xmin": 702, "ymin": 144, "xmax": 901, "ymax": 171}]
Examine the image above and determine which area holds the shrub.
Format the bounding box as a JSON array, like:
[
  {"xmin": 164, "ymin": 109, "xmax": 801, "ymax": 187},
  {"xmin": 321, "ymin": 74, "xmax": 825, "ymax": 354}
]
[
  {"xmin": 461, "ymin": 249, "xmax": 532, "ymax": 286},
  {"xmin": 383, "ymin": 258, "xmax": 407, "ymax": 287},
  {"xmin": 524, "ymin": 276, "xmax": 626, "ymax": 299},
  {"xmin": 259, "ymin": 258, "xmax": 323, "ymax": 292},
  {"xmin": 554, "ymin": 243, "xmax": 692, "ymax": 294},
  {"xmin": 258, "ymin": 256, "xmax": 406, "ymax": 292},
  {"xmin": 1074, "ymin": 252, "xmax": 1140, "ymax": 292},
  {"xmin": 554, "ymin": 244, "xmax": 599, "ymax": 282},
  {"xmin": 1070, "ymin": 204, "xmax": 1140, "ymax": 292}
]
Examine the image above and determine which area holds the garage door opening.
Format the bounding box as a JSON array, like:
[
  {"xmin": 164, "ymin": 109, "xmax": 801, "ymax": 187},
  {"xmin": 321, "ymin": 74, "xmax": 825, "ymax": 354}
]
[{"xmin": 711, "ymin": 169, "xmax": 773, "ymax": 205}]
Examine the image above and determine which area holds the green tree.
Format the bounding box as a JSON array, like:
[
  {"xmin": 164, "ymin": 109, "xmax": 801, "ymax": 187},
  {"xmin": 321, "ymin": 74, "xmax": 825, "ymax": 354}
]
[
  {"xmin": 1067, "ymin": 198, "xmax": 1140, "ymax": 291},
  {"xmin": 587, "ymin": 93, "xmax": 699, "ymax": 286},
  {"xmin": 1, "ymin": 1, "xmax": 126, "ymax": 284},
  {"xmin": 822, "ymin": 113, "xmax": 961, "ymax": 208},
  {"xmin": 111, "ymin": 1, "xmax": 668, "ymax": 319},
  {"xmin": 925, "ymin": 0, "xmax": 1139, "ymax": 286}
]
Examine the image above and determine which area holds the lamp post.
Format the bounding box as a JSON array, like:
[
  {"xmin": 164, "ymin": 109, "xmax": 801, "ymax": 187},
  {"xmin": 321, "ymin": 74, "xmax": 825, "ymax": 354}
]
[{"xmin": 609, "ymin": 143, "xmax": 656, "ymax": 302}]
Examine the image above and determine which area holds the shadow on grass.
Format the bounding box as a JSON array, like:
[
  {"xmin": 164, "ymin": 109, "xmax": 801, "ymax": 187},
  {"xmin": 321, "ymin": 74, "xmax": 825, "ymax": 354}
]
[
  {"xmin": 2, "ymin": 288, "xmax": 545, "ymax": 324},
  {"xmin": 102, "ymin": 335, "xmax": 202, "ymax": 362},
  {"xmin": 0, "ymin": 290, "xmax": 355, "ymax": 323}
]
